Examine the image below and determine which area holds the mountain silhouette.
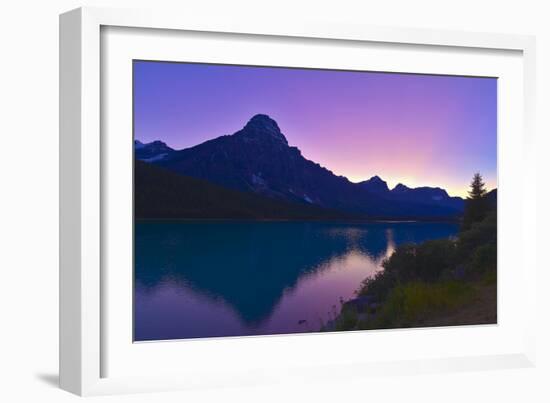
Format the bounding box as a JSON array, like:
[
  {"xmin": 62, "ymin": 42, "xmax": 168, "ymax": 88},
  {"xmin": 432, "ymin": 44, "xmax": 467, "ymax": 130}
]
[
  {"xmin": 134, "ymin": 140, "xmax": 175, "ymax": 162},
  {"xmin": 358, "ymin": 176, "xmax": 390, "ymax": 194},
  {"xmin": 137, "ymin": 114, "xmax": 464, "ymax": 220},
  {"xmin": 135, "ymin": 160, "xmax": 358, "ymax": 220},
  {"xmin": 389, "ymin": 183, "xmax": 464, "ymax": 211}
]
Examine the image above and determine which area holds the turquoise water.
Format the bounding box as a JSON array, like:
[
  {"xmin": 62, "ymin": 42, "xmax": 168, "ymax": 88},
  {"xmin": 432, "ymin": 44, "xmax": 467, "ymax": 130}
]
[{"xmin": 134, "ymin": 221, "xmax": 458, "ymax": 341}]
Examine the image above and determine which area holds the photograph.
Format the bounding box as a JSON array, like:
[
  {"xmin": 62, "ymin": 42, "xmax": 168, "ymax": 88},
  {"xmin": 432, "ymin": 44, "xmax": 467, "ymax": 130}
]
[{"xmin": 133, "ymin": 60, "xmax": 497, "ymax": 341}]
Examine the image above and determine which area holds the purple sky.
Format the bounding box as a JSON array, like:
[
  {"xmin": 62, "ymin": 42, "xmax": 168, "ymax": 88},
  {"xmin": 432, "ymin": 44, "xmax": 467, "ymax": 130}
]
[{"xmin": 134, "ymin": 61, "xmax": 497, "ymax": 197}]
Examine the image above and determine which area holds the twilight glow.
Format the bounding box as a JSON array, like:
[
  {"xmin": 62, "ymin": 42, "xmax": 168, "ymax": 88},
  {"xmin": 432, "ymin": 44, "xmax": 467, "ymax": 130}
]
[{"xmin": 134, "ymin": 61, "xmax": 497, "ymax": 197}]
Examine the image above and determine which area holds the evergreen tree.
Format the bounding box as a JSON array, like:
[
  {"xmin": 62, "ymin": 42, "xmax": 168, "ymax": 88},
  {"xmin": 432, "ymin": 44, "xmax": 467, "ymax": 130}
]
[
  {"xmin": 468, "ymin": 172, "xmax": 487, "ymax": 199},
  {"xmin": 462, "ymin": 172, "xmax": 488, "ymax": 230}
]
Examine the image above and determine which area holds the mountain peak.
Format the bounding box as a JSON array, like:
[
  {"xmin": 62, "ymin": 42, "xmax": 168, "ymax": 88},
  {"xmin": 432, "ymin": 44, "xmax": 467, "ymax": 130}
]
[
  {"xmin": 368, "ymin": 175, "xmax": 384, "ymax": 183},
  {"xmin": 358, "ymin": 175, "xmax": 389, "ymax": 193},
  {"xmin": 392, "ymin": 183, "xmax": 410, "ymax": 192},
  {"xmin": 241, "ymin": 114, "xmax": 288, "ymax": 145},
  {"xmin": 247, "ymin": 114, "xmax": 279, "ymax": 128},
  {"xmin": 134, "ymin": 139, "xmax": 175, "ymax": 163}
]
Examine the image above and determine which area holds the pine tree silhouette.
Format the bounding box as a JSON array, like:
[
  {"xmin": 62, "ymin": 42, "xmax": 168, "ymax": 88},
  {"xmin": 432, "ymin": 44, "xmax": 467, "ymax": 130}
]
[
  {"xmin": 468, "ymin": 172, "xmax": 487, "ymax": 200},
  {"xmin": 462, "ymin": 172, "xmax": 489, "ymax": 230}
]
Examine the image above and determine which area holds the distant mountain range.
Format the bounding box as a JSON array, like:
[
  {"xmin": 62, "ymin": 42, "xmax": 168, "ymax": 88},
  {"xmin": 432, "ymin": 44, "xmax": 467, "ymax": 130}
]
[{"xmin": 135, "ymin": 114, "xmax": 481, "ymax": 220}]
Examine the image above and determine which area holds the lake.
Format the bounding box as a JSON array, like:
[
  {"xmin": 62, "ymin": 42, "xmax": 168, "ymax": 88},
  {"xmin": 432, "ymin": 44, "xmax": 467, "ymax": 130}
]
[{"xmin": 134, "ymin": 221, "xmax": 459, "ymax": 341}]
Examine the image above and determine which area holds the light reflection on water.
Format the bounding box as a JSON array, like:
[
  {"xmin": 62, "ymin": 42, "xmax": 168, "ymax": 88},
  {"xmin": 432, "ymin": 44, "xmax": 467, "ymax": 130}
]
[{"xmin": 134, "ymin": 221, "xmax": 457, "ymax": 341}]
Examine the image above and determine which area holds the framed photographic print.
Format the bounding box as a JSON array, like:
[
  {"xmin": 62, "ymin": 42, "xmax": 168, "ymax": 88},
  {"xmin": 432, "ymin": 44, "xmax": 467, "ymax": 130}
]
[
  {"xmin": 60, "ymin": 7, "xmax": 537, "ymax": 396},
  {"xmin": 133, "ymin": 61, "xmax": 496, "ymax": 341}
]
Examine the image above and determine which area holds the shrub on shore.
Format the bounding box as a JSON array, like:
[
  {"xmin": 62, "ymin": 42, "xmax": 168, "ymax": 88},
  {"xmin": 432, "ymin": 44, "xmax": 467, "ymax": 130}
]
[
  {"xmin": 332, "ymin": 280, "xmax": 475, "ymax": 331},
  {"xmin": 457, "ymin": 211, "xmax": 497, "ymax": 277},
  {"xmin": 358, "ymin": 238, "xmax": 457, "ymax": 300},
  {"xmin": 360, "ymin": 281, "xmax": 474, "ymax": 329},
  {"xmin": 358, "ymin": 209, "xmax": 496, "ymax": 301}
]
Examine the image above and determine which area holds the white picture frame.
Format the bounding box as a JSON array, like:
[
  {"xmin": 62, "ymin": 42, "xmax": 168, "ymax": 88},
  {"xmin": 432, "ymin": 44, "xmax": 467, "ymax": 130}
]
[{"xmin": 59, "ymin": 6, "xmax": 537, "ymax": 396}]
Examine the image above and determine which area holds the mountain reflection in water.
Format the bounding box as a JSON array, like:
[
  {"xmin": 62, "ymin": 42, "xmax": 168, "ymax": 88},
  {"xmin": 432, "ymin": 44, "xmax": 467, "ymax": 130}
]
[{"xmin": 134, "ymin": 221, "xmax": 458, "ymax": 341}]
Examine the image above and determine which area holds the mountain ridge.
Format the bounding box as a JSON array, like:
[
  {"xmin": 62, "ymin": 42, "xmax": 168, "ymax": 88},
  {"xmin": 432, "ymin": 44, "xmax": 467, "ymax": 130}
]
[
  {"xmin": 135, "ymin": 160, "xmax": 360, "ymax": 220},
  {"xmin": 135, "ymin": 114, "xmax": 467, "ymax": 219}
]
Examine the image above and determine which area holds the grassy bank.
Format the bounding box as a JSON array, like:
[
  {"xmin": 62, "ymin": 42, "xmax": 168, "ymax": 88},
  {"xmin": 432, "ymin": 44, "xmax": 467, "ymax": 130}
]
[{"xmin": 326, "ymin": 209, "xmax": 497, "ymax": 332}]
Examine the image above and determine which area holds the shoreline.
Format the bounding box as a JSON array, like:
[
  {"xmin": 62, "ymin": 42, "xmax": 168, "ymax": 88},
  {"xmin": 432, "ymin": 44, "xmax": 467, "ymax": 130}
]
[{"xmin": 324, "ymin": 210, "xmax": 497, "ymax": 332}]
